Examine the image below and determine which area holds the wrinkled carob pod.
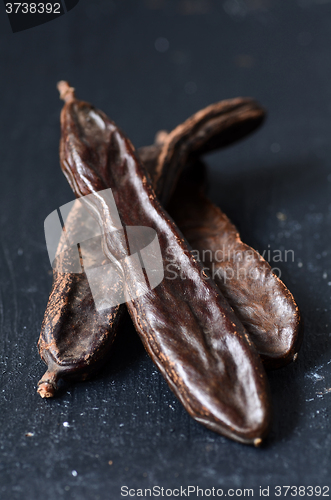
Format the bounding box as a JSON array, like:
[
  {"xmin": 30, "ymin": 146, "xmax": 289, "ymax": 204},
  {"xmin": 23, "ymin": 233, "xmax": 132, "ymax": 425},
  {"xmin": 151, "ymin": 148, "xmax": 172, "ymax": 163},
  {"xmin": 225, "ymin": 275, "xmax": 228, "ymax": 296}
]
[
  {"xmin": 140, "ymin": 97, "xmax": 266, "ymax": 194},
  {"xmin": 38, "ymin": 96, "xmax": 267, "ymax": 396},
  {"xmin": 56, "ymin": 81, "xmax": 271, "ymax": 445},
  {"xmin": 139, "ymin": 122, "xmax": 302, "ymax": 369},
  {"xmin": 153, "ymin": 97, "xmax": 266, "ymax": 205},
  {"xmin": 166, "ymin": 162, "xmax": 302, "ymax": 369},
  {"xmin": 38, "ymin": 92, "xmax": 301, "ymax": 399},
  {"xmin": 37, "ymin": 200, "xmax": 124, "ymax": 397}
]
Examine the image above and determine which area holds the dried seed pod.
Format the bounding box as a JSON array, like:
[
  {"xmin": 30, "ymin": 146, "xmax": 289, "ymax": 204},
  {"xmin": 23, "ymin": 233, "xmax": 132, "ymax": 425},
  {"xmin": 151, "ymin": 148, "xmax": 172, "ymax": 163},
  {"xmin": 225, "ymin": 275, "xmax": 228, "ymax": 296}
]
[
  {"xmin": 56, "ymin": 81, "xmax": 271, "ymax": 445},
  {"xmin": 37, "ymin": 200, "xmax": 124, "ymax": 397},
  {"xmin": 38, "ymin": 95, "xmax": 267, "ymax": 395},
  {"xmin": 153, "ymin": 97, "xmax": 266, "ymax": 204},
  {"xmin": 166, "ymin": 161, "xmax": 302, "ymax": 369},
  {"xmin": 139, "ymin": 121, "xmax": 302, "ymax": 369}
]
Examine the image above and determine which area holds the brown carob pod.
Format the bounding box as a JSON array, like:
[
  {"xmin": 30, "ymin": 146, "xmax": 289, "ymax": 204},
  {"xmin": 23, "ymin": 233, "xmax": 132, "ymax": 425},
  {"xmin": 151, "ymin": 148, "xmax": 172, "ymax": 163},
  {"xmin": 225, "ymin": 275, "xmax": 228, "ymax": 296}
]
[
  {"xmin": 166, "ymin": 161, "xmax": 302, "ymax": 369},
  {"xmin": 152, "ymin": 97, "xmax": 266, "ymax": 205},
  {"xmin": 139, "ymin": 130, "xmax": 302, "ymax": 369},
  {"xmin": 37, "ymin": 200, "xmax": 125, "ymax": 398},
  {"xmin": 38, "ymin": 95, "xmax": 268, "ymax": 396},
  {"xmin": 56, "ymin": 81, "xmax": 271, "ymax": 445},
  {"xmin": 38, "ymin": 91, "xmax": 301, "ymax": 397}
]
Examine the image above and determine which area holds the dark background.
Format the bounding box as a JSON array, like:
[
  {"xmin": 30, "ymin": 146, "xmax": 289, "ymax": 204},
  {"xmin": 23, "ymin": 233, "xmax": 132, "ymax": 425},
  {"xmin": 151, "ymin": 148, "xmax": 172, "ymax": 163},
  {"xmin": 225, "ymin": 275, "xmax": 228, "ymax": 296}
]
[{"xmin": 1, "ymin": 1, "xmax": 331, "ymax": 498}]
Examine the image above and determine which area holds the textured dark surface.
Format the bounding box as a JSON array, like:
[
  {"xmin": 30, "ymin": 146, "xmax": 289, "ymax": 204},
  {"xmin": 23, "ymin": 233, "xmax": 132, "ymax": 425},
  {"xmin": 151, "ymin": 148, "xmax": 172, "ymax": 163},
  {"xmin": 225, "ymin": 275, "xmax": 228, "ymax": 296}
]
[{"xmin": 0, "ymin": 1, "xmax": 331, "ymax": 499}]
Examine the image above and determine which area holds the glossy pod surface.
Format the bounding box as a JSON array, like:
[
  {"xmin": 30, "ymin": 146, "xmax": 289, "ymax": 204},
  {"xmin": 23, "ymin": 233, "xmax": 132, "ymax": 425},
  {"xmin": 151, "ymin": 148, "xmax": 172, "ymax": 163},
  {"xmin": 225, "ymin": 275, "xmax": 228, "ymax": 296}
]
[
  {"xmin": 140, "ymin": 101, "xmax": 302, "ymax": 367},
  {"xmin": 57, "ymin": 82, "xmax": 271, "ymax": 445},
  {"xmin": 38, "ymin": 96, "xmax": 271, "ymax": 395},
  {"xmin": 166, "ymin": 162, "xmax": 302, "ymax": 369},
  {"xmin": 37, "ymin": 200, "xmax": 124, "ymax": 397},
  {"xmin": 153, "ymin": 97, "xmax": 266, "ymax": 204}
]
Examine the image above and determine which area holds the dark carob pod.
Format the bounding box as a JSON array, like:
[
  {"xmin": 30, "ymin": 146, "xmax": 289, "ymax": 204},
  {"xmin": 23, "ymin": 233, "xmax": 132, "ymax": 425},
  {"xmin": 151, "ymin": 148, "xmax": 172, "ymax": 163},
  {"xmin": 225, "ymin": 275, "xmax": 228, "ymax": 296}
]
[
  {"xmin": 38, "ymin": 95, "xmax": 268, "ymax": 396},
  {"xmin": 166, "ymin": 161, "xmax": 302, "ymax": 369},
  {"xmin": 139, "ymin": 124, "xmax": 302, "ymax": 369},
  {"xmin": 152, "ymin": 97, "xmax": 267, "ymax": 205},
  {"xmin": 54, "ymin": 81, "xmax": 271, "ymax": 445},
  {"xmin": 37, "ymin": 199, "xmax": 125, "ymax": 397}
]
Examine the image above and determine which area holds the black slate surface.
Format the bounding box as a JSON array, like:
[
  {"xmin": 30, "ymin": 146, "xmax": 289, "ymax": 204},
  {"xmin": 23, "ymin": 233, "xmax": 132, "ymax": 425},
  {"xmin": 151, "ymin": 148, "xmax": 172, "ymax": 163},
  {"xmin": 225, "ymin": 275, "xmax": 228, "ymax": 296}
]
[{"xmin": 1, "ymin": 1, "xmax": 331, "ymax": 499}]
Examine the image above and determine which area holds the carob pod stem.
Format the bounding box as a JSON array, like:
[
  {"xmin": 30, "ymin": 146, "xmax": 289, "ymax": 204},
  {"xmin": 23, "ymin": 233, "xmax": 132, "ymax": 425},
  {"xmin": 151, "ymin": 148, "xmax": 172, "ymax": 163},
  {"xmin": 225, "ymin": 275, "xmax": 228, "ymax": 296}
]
[{"xmin": 56, "ymin": 81, "xmax": 271, "ymax": 445}]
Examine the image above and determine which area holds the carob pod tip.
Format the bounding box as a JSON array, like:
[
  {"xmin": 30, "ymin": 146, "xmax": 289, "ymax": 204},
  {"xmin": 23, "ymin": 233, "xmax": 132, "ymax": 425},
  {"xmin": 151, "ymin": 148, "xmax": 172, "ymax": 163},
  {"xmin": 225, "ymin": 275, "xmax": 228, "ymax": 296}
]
[{"xmin": 38, "ymin": 83, "xmax": 301, "ymax": 442}]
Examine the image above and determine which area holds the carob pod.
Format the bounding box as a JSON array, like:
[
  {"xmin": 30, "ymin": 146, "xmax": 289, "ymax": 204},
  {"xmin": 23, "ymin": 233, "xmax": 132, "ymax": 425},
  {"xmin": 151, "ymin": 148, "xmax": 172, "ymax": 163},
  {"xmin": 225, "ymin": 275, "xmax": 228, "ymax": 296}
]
[
  {"xmin": 38, "ymin": 95, "xmax": 267, "ymax": 396},
  {"xmin": 166, "ymin": 161, "xmax": 302, "ymax": 369},
  {"xmin": 56, "ymin": 81, "xmax": 271, "ymax": 445},
  {"xmin": 139, "ymin": 121, "xmax": 302, "ymax": 369},
  {"xmin": 140, "ymin": 96, "xmax": 266, "ymax": 191},
  {"xmin": 153, "ymin": 98, "xmax": 267, "ymax": 205},
  {"xmin": 37, "ymin": 200, "xmax": 125, "ymax": 397}
]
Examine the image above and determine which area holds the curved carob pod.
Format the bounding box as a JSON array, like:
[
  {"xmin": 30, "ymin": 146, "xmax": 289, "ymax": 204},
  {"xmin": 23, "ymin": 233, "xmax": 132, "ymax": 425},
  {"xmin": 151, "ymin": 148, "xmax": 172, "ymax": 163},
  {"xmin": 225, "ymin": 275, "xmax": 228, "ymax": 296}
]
[
  {"xmin": 37, "ymin": 200, "xmax": 125, "ymax": 397},
  {"xmin": 166, "ymin": 162, "xmax": 302, "ymax": 369},
  {"xmin": 56, "ymin": 81, "xmax": 271, "ymax": 445},
  {"xmin": 153, "ymin": 97, "xmax": 267, "ymax": 205},
  {"xmin": 38, "ymin": 95, "xmax": 268, "ymax": 396},
  {"xmin": 139, "ymin": 126, "xmax": 302, "ymax": 369}
]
